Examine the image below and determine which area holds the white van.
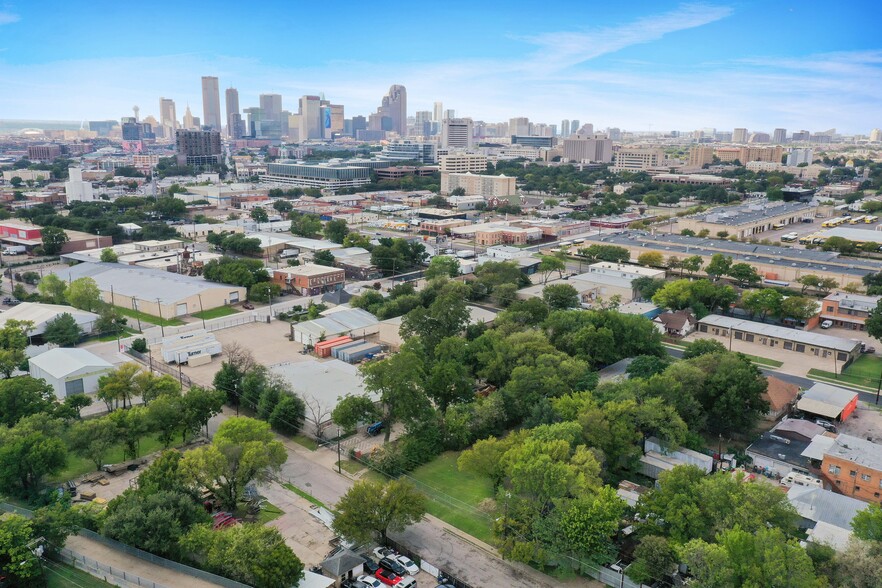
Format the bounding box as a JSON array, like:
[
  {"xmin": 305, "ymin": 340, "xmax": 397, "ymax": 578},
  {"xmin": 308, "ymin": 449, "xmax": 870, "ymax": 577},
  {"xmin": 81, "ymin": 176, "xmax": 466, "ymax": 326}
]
[{"xmin": 781, "ymin": 471, "xmax": 822, "ymax": 488}]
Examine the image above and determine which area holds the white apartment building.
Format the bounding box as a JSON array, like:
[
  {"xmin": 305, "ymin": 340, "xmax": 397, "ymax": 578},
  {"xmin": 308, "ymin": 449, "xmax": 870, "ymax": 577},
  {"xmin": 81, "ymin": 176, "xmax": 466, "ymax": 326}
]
[
  {"xmin": 439, "ymin": 153, "xmax": 488, "ymax": 174},
  {"xmin": 64, "ymin": 167, "xmax": 95, "ymax": 202},
  {"xmin": 612, "ymin": 148, "xmax": 666, "ymax": 172}
]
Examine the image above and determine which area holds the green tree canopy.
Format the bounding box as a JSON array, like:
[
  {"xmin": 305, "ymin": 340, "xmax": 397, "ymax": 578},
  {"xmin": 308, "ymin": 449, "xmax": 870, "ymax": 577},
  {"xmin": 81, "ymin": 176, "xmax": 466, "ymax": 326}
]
[
  {"xmin": 332, "ymin": 479, "xmax": 427, "ymax": 544},
  {"xmin": 43, "ymin": 312, "xmax": 82, "ymax": 346}
]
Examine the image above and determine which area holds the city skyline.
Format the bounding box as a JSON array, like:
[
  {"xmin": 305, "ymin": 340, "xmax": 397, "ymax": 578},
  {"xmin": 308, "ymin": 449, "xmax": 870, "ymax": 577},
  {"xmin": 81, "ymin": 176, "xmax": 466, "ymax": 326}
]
[{"xmin": 0, "ymin": 1, "xmax": 880, "ymax": 133}]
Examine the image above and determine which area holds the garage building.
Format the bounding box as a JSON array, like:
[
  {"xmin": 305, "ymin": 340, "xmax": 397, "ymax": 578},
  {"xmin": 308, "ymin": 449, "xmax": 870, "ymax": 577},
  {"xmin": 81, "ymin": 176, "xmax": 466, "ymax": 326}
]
[{"xmin": 29, "ymin": 348, "xmax": 115, "ymax": 399}]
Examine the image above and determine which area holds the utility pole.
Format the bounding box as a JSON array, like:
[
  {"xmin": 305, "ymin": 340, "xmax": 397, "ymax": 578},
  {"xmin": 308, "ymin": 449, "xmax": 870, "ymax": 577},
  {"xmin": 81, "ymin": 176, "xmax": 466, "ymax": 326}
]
[
  {"xmin": 336, "ymin": 427, "xmax": 342, "ymax": 474},
  {"xmin": 156, "ymin": 298, "xmax": 165, "ymax": 337}
]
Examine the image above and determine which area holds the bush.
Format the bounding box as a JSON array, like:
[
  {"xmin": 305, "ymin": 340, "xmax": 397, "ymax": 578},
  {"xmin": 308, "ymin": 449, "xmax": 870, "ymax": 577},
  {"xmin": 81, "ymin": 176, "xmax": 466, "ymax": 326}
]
[{"xmin": 131, "ymin": 338, "xmax": 148, "ymax": 353}]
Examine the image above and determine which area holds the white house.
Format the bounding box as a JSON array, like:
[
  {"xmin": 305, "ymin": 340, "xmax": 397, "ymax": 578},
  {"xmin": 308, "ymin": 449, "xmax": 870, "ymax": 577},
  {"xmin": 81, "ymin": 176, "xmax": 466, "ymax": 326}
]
[{"xmin": 29, "ymin": 348, "xmax": 115, "ymax": 398}]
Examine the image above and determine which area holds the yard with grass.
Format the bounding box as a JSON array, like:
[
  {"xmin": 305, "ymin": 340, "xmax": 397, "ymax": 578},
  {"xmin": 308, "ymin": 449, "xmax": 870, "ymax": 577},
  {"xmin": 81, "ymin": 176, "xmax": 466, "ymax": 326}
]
[
  {"xmin": 290, "ymin": 435, "xmax": 318, "ymax": 451},
  {"xmin": 808, "ymin": 353, "xmax": 882, "ymax": 391},
  {"xmin": 112, "ymin": 306, "xmax": 186, "ymax": 328},
  {"xmin": 409, "ymin": 451, "xmax": 496, "ymax": 545},
  {"xmin": 44, "ymin": 560, "xmax": 113, "ymax": 587},
  {"xmin": 739, "ymin": 353, "xmax": 784, "ymax": 368},
  {"xmin": 337, "ymin": 460, "xmax": 365, "ymax": 475},
  {"xmin": 282, "ymin": 482, "xmax": 329, "ymax": 510},
  {"xmin": 49, "ymin": 433, "xmax": 167, "ymax": 483},
  {"xmin": 192, "ymin": 306, "xmax": 241, "ymax": 320}
]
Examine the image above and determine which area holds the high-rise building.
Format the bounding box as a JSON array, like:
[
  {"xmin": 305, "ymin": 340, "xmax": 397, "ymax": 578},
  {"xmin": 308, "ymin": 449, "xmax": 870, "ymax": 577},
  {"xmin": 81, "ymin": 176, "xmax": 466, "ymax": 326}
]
[
  {"xmin": 791, "ymin": 130, "xmax": 810, "ymax": 142},
  {"xmin": 444, "ymin": 109, "xmax": 456, "ymax": 121},
  {"xmin": 562, "ymin": 134, "xmax": 613, "ymax": 163},
  {"xmin": 183, "ymin": 106, "xmax": 196, "ymax": 130},
  {"xmin": 509, "ymin": 117, "xmax": 530, "ymax": 136},
  {"xmin": 225, "ymin": 87, "xmax": 242, "ymax": 139},
  {"xmin": 298, "ymin": 95, "xmax": 322, "ymax": 140},
  {"xmin": 749, "ymin": 132, "xmax": 770, "ymax": 143},
  {"xmin": 575, "ymin": 123, "xmax": 593, "ymax": 135},
  {"xmin": 688, "ymin": 145, "xmax": 715, "ymax": 167},
  {"xmin": 375, "ymin": 85, "xmax": 407, "ymax": 135},
  {"xmin": 350, "ymin": 116, "xmax": 367, "ymax": 137},
  {"xmin": 570, "ymin": 119, "xmax": 580, "ymax": 134},
  {"xmin": 787, "ymin": 148, "xmax": 814, "ymax": 166},
  {"xmin": 772, "ymin": 128, "xmax": 787, "ymax": 144},
  {"xmin": 159, "ymin": 98, "xmax": 177, "ymax": 137},
  {"xmin": 433, "ymin": 102, "xmax": 444, "ymax": 122},
  {"xmin": 201, "ymin": 76, "xmax": 221, "ymax": 130},
  {"xmin": 413, "ymin": 111, "xmax": 432, "ymax": 136},
  {"xmin": 441, "ymin": 118, "xmax": 474, "ymax": 148},
  {"xmin": 607, "ymin": 127, "xmax": 622, "ymax": 141},
  {"xmin": 175, "ymin": 129, "xmax": 222, "ymax": 167},
  {"xmin": 88, "ymin": 121, "xmax": 117, "ymax": 136},
  {"xmin": 870, "ymin": 129, "xmax": 882, "ymax": 142},
  {"xmin": 260, "ymin": 94, "xmax": 282, "ymax": 123},
  {"xmin": 733, "ymin": 127, "xmax": 748, "ymax": 143},
  {"xmin": 560, "ymin": 120, "xmax": 570, "ymax": 137}
]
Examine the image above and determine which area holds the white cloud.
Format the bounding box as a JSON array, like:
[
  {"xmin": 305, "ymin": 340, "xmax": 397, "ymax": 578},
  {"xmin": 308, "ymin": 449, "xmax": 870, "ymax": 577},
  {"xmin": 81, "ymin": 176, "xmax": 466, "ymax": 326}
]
[{"xmin": 0, "ymin": 10, "xmax": 19, "ymax": 25}]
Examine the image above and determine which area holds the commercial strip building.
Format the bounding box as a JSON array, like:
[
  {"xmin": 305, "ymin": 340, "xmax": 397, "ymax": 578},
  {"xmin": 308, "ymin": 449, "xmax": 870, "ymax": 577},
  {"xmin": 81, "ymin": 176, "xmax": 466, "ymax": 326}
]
[
  {"xmin": 677, "ymin": 199, "xmax": 818, "ymax": 239},
  {"xmin": 652, "ymin": 174, "xmax": 732, "ymax": 186},
  {"xmin": 49, "ymin": 262, "xmax": 246, "ymax": 317},
  {"xmin": 580, "ymin": 231, "xmax": 882, "ymax": 286},
  {"xmin": 439, "ymin": 172, "xmax": 517, "ymax": 197},
  {"xmin": 272, "ymin": 264, "xmax": 345, "ymax": 296},
  {"xmin": 696, "ymin": 315, "xmax": 862, "ymax": 369}
]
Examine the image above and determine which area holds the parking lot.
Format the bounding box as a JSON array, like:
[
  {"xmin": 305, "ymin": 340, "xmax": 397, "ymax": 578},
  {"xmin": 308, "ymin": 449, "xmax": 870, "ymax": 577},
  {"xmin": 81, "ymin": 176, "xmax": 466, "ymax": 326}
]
[{"xmin": 839, "ymin": 400, "xmax": 882, "ymax": 443}]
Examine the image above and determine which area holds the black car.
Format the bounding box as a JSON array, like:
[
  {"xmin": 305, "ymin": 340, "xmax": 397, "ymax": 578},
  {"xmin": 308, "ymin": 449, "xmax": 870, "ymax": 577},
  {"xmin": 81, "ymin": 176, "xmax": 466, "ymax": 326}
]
[
  {"xmin": 379, "ymin": 557, "xmax": 407, "ymax": 577},
  {"xmin": 342, "ymin": 581, "xmax": 369, "ymax": 588},
  {"xmin": 360, "ymin": 555, "xmax": 380, "ymax": 576}
]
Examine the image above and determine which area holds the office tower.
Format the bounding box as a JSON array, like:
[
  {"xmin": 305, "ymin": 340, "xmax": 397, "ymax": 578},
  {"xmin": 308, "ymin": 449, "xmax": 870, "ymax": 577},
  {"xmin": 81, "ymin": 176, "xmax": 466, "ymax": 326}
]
[
  {"xmin": 175, "ymin": 129, "xmax": 222, "ymax": 167},
  {"xmin": 375, "ymin": 85, "xmax": 406, "ymax": 135},
  {"xmin": 88, "ymin": 121, "xmax": 117, "ymax": 136},
  {"xmin": 183, "ymin": 105, "xmax": 197, "ymax": 130},
  {"xmin": 260, "ymin": 94, "xmax": 282, "ymax": 123},
  {"xmin": 791, "ymin": 130, "xmax": 810, "ymax": 142},
  {"xmin": 562, "ymin": 134, "xmax": 613, "ymax": 163},
  {"xmin": 201, "ymin": 76, "xmax": 222, "ymax": 130},
  {"xmin": 570, "ymin": 119, "xmax": 580, "ymax": 134},
  {"xmin": 414, "ymin": 111, "xmax": 432, "ymax": 136},
  {"xmin": 441, "ymin": 118, "xmax": 474, "ymax": 148},
  {"xmin": 159, "ymin": 98, "xmax": 177, "ymax": 135},
  {"xmin": 329, "ymin": 105, "xmax": 344, "ymax": 137},
  {"xmin": 607, "ymin": 127, "xmax": 622, "ymax": 141},
  {"xmin": 299, "ymin": 95, "xmax": 322, "ymax": 140},
  {"xmin": 688, "ymin": 145, "xmax": 715, "ymax": 167},
  {"xmin": 749, "ymin": 132, "xmax": 770, "ymax": 143},
  {"xmin": 121, "ymin": 118, "xmax": 141, "ymax": 141},
  {"xmin": 433, "ymin": 102, "xmax": 444, "ymax": 122},
  {"xmin": 444, "ymin": 109, "xmax": 455, "ymax": 121},
  {"xmin": 561, "ymin": 120, "xmax": 570, "ymax": 137},
  {"xmin": 509, "ymin": 117, "xmax": 530, "ymax": 136},
  {"xmin": 772, "ymin": 128, "xmax": 787, "ymax": 143},
  {"xmin": 870, "ymin": 129, "xmax": 882, "ymax": 142},
  {"xmin": 733, "ymin": 127, "xmax": 748, "ymax": 143},
  {"xmin": 225, "ymin": 87, "xmax": 242, "ymax": 139},
  {"xmin": 786, "ymin": 148, "xmax": 814, "ymax": 166},
  {"xmin": 351, "ymin": 116, "xmax": 367, "ymax": 137},
  {"xmin": 575, "ymin": 123, "xmax": 593, "ymax": 135},
  {"xmin": 243, "ymin": 107, "xmax": 262, "ymax": 138}
]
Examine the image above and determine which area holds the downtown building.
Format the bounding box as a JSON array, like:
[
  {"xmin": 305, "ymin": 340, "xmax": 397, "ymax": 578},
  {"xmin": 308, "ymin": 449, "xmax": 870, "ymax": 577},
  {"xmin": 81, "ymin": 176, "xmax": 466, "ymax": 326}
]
[
  {"xmin": 175, "ymin": 129, "xmax": 222, "ymax": 167},
  {"xmin": 440, "ymin": 172, "xmax": 516, "ymax": 197},
  {"xmin": 562, "ymin": 134, "xmax": 613, "ymax": 163},
  {"xmin": 261, "ymin": 162, "xmax": 371, "ymax": 191}
]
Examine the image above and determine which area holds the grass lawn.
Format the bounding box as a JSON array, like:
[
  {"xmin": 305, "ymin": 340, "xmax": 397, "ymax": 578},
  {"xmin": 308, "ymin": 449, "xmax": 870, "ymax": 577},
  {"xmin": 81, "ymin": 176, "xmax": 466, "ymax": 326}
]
[
  {"xmin": 93, "ymin": 328, "xmax": 138, "ymax": 342},
  {"xmin": 113, "ymin": 306, "xmax": 186, "ymax": 327},
  {"xmin": 844, "ymin": 354, "xmax": 882, "ymax": 381},
  {"xmin": 256, "ymin": 501, "xmax": 284, "ymax": 524},
  {"xmin": 192, "ymin": 306, "xmax": 240, "ymax": 320},
  {"xmin": 409, "ymin": 451, "xmax": 496, "ymax": 545},
  {"xmin": 49, "ymin": 433, "xmax": 167, "ymax": 483},
  {"xmin": 291, "ymin": 435, "xmax": 318, "ymax": 451},
  {"xmin": 808, "ymin": 368, "xmax": 877, "ymax": 391},
  {"xmin": 44, "ymin": 560, "xmax": 113, "ymax": 587},
  {"xmin": 738, "ymin": 353, "xmax": 784, "ymax": 368},
  {"xmin": 282, "ymin": 482, "xmax": 329, "ymax": 510},
  {"xmin": 337, "ymin": 460, "xmax": 365, "ymax": 475}
]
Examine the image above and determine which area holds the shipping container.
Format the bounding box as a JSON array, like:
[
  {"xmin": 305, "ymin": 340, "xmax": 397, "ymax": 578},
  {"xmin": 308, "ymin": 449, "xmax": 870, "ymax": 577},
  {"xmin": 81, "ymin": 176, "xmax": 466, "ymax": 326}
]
[{"xmin": 315, "ymin": 336, "xmax": 353, "ymax": 358}]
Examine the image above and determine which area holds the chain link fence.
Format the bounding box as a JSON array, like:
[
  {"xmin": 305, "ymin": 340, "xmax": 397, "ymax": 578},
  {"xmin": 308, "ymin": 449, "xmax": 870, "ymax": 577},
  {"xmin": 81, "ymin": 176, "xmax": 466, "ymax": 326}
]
[
  {"xmin": 124, "ymin": 347, "xmax": 193, "ymax": 387},
  {"xmin": 54, "ymin": 548, "xmax": 169, "ymax": 588}
]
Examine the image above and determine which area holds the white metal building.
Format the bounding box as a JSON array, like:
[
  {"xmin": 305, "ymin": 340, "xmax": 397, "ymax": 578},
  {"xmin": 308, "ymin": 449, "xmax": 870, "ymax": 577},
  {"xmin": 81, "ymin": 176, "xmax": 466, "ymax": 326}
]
[
  {"xmin": 0, "ymin": 303, "xmax": 99, "ymax": 337},
  {"xmin": 29, "ymin": 348, "xmax": 115, "ymax": 398}
]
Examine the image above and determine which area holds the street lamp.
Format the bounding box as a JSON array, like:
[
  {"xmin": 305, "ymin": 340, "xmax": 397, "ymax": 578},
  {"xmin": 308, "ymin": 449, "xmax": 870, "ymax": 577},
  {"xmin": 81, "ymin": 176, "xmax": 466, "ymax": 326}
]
[{"xmin": 266, "ymin": 285, "xmax": 273, "ymax": 317}]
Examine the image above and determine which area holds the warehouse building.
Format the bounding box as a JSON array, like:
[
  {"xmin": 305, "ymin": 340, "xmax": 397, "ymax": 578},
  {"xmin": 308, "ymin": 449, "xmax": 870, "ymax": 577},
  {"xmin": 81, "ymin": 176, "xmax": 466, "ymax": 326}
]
[
  {"xmin": 0, "ymin": 302, "xmax": 99, "ymax": 339},
  {"xmin": 29, "ymin": 348, "xmax": 114, "ymax": 399},
  {"xmin": 677, "ymin": 199, "xmax": 818, "ymax": 239},
  {"xmin": 50, "ymin": 262, "xmax": 246, "ymax": 318},
  {"xmin": 796, "ymin": 383, "xmax": 859, "ymax": 423}
]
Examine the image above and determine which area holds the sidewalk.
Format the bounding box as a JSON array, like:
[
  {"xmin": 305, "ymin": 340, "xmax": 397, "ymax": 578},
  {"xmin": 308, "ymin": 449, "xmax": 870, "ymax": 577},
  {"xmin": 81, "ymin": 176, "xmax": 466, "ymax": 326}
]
[{"xmin": 65, "ymin": 535, "xmax": 222, "ymax": 588}]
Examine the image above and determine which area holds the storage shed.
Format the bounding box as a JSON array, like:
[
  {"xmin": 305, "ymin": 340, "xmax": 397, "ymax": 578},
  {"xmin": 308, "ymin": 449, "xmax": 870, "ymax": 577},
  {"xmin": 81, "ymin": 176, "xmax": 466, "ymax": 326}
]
[{"xmin": 29, "ymin": 348, "xmax": 115, "ymax": 399}]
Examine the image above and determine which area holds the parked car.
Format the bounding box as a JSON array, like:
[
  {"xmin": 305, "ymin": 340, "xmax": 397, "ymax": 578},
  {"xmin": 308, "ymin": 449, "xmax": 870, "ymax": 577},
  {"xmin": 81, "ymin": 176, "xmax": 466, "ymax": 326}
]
[
  {"xmin": 358, "ymin": 576, "xmax": 382, "ymax": 588},
  {"xmin": 367, "ymin": 422, "xmax": 385, "ymax": 436},
  {"xmin": 395, "ymin": 555, "xmax": 419, "ymax": 576},
  {"xmin": 241, "ymin": 302, "xmax": 255, "ymax": 310},
  {"xmin": 820, "ymin": 320, "xmax": 833, "ymax": 329},
  {"xmin": 373, "ymin": 546, "xmax": 395, "ymax": 560},
  {"xmin": 342, "ymin": 581, "xmax": 369, "ymax": 588},
  {"xmin": 379, "ymin": 557, "xmax": 407, "ymax": 577},
  {"xmin": 864, "ymin": 346, "xmax": 877, "ymax": 354},
  {"xmin": 361, "ymin": 555, "xmax": 381, "ymax": 576},
  {"xmin": 375, "ymin": 568, "xmax": 401, "ymax": 586}
]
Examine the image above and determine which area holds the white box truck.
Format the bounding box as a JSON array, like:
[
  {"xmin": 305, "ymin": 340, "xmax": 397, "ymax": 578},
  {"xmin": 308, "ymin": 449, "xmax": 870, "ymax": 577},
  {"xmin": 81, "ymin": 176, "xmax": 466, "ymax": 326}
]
[{"xmin": 2, "ymin": 246, "xmax": 26, "ymax": 255}]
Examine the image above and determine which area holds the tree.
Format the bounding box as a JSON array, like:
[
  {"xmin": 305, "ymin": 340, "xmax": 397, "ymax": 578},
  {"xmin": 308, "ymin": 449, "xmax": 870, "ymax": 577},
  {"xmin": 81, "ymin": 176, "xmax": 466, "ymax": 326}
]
[
  {"xmin": 682, "ymin": 338, "xmax": 726, "ymax": 359},
  {"xmin": 652, "ymin": 279, "xmax": 693, "ymax": 310},
  {"xmin": 148, "ymin": 393, "xmax": 184, "ymax": 448},
  {"xmin": 864, "ymin": 271, "xmax": 882, "ymax": 296},
  {"xmin": 547, "ymin": 486, "xmax": 627, "ymax": 568},
  {"xmin": 331, "ymin": 395, "xmax": 380, "ymax": 430},
  {"xmin": 0, "ymin": 318, "xmax": 33, "ymax": 378},
  {"xmin": 181, "ymin": 523, "xmax": 303, "ymax": 588},
  {"xmin": 400, "ymin": 281, "xmax": 471, "ymax": 357},
  {"xmin": 543, "ymin": 283, "xmax": 579, "ymax": 310},
  {"xmin": 248, "ymin": 281, "xmax": 281, "ymax": 303},
  {"xmin": 741, "ymin": 288, "xmax": 783, "ymax": 321},
  {"xmin": 852, "ymin": 503, "xmax": 882, "ymax": 542},
  {"xmin": 203, "ymin": 257, "xmax": 269, "ymax": 288},
  {"xmin": 423, "ymin": 337, "xmax": 474, "ymax": 412},
  {"xmin": 37, "ymin": 273, "xmax": 67, "ymax": 304},
  {"xmin": 627, "ymin": 536, "xmax": 679, "ymax": 585},
  {"xmin": 68, "ymin": 416, "xmax": 119, "ymax": 470},
  {"xmin": 134, "ymin": 372, "xmax": 180, "ymax": 405},
  {"xmin": 360, "ymin": 345, "xmax": 431, "ymax": 443},
  {"xmin": 680, "ymin": 255, "xmax": 703, "ymax": 277},
  {"xmin": 866, "ymin": 299, "xmax": 882, "ymax": 343},
  {"xmin": 97, "ymin": 363, "xmax": 141, "ymax": 410},
  {"xmin": 43, "ymin": 312, "xmax": 82, "ymax": 346},
  {"xmin": 323, "ymin": 219, "xmax": 349, "ymax": 243},
  {"xmin": 797, "ymin": 274, "xmax": 822, "ymax": 294},
  {"xmin": 684, "ymin": 352, "xmax": 769, "ymax": 436},
  {"xmin": 61, "ymin": 393, "xmax": 92, "ymax": 419},
  {"xmin": 269, "ymin": 394, "xmax": 306, "ymax": 435},
  {"xmin": 41, "ymin": 226, "xmax": 69, "ymax": 255},
  {"xmin": 66, "ymin": 277, "xmax": 102, "ymax": 311},
  {"xmin": 104, "ymin": 489, "xmax": 211, "ymax": 559},
  {"xmin": 0, "ymin": 376, "xmax": 54, "ymax": 427},
  {"xmin": 637, "ymin": 251, "xmax": 664, "ymax": 267},
  {"xmin": 250, "ymin": 206, "xmax": 269, "ymax": 223},
  {"xmin": 332, "ymin": 479, "xmax": 427, "ymax": 544},
  {"xmin": 704, "ymin": 253, "xmax": 732, "ymax": 280},
  {"xmin": 290, "ymin": 213, "xmax": 322, "ymax": 237},
  {"xmin": 632, "ymin": 277, "xmax": 666, "ymax": 301},
  {"xmin": 425, "ymin": 255, "xmax": 460, "ymax": 280},
  {"xmin": 0, "ymin": 514, "xmax": 44, "ymax": 585},
  {"xmin": 0, "ymin": 414, "xmax": 67, "ymax": 498},
  {"xmin": 626, "ymin": 355, "xmax": 670, "ymax": 379},
  {"xmin": 727, "ymin": 262, "xmax": 761, "ymax": 287},
  {"xmin": 179, "ymin": 417, "xmax": 287, "ymax": 510},
  {"xmin": 272, "ymin": 199, "xmax": 293, "ymax": 213},
  {"xmin": 100, "ymin": 247, "xmax": 118, "ymax": 262},
  {"xmin": 182, "ymin": 386, "xmax": 226, "ymax": 437},
  {"xmin": 778, "ymin": 295, "xmax": 819, "ymax": 323},
  {"xmin": 578, "ymin": 245, "xmax": 629, "ymax": 264},
  {"xmin": 538, "ymin": 255, "xmax": 566, "ymax": 284}
]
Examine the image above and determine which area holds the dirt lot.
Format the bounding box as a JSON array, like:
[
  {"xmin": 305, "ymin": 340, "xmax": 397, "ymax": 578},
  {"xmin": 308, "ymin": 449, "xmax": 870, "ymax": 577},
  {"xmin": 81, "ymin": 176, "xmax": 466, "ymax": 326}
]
[{"xmin": 173, "ymin": 320, "xmax": 309, "ymax": 386}]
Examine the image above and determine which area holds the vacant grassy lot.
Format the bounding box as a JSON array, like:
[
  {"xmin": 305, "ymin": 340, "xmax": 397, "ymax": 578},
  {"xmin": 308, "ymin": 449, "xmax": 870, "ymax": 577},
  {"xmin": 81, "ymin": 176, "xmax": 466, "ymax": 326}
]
[
  {"xmin": 808, "ymin": 354, "xmax": 882, "ymax": 391},
  {"xmin": 192, "ymin": 306, "xmax": 240, "ymax": 320},
  {"xmin": 409, "ymin": 451, "xmax": 496, "ymax": 544},
  {"xmin": 44, "ymin": 560, "xmax": 113, "ymax": 587},
  {"xmin": 49, "ymin": 433, "xmax": 166, "ymax": 483}
]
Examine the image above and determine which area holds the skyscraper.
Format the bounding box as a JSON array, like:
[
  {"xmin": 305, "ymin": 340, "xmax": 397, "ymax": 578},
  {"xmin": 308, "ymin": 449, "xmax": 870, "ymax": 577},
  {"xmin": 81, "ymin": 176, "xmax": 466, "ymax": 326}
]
[
  {"xmin": 509, "ymin": 117, "xmax": 530, "ymax": 136},
  {"xmin": 433, "ymin": 102, "xmax": 444, "ymax": 122},
  {"xmin": 561, "ymin": 120, "xmax": 570, "ymax": 137},
  {"xmin": 225, "ymin": 87, "xmax": 242, "ymax": 139},
  {"xmin": 377, "ymin": 85, "xmax": 407, "ymax": 135},
  {"xmin": 260, "ymin": 94, "xmax": 282, "ymax": 123},
  {"xmin": 299, "ymin": 95, "xmax": 322, "ymax": 140},
  {"xmin": 772, "ymin": 128, "xmax": 787, "ymax": 144},
  {"xmin": 441, "ymin": 118, "xmax": 474, "ymax": 148},
  {"xmin": 201, "ymin": 76, "xmax": 221, "ymax": 130},
  {"xmin": 872, "ymin": 129, "xmax": 882, "ymax": 142},
  {"xmin": 570, "ymin": 119, "xmax": 580, "ymax": 134},
  {"xmin": 183, "ymin": 105, "xmax": 197, "ymax": 130},
  {"xmin": 159, "ymin": 98, "xmax": 177, "ymax": 135},
  {"xmin": 733, "ymin": 128, "xmax": 749, "ymax": 143}
]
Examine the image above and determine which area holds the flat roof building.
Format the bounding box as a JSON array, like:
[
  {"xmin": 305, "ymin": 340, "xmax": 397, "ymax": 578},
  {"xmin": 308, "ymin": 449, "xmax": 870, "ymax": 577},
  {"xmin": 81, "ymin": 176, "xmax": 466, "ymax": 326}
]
[
  {"xmin": 261, "ymin": 162, "xmax": 371, "ymax": 190},
  {"xmin": 440, "ymin": 172, "xmax": 516, "ymax": 197},
  {"xmin": 820, "ymin": 292, "xmax": 879, "ymax": 331},
  {"xmin": 797, "ymin": 383, "xmax": 859, "ymax": 422},
  {"xmin": 29, "ymin": 348, "xmax": 115, "ymax": 399},
  {"xmin": 677, "ymin": 199, "xmax": 817, "ymax": 239},
  {"xmin": 273, "ymin": 263, "xmax": 345, "ymax": 296},
  {"xmin": 819, "ymin": 434, "xmax": 882, "ymax": 504}
]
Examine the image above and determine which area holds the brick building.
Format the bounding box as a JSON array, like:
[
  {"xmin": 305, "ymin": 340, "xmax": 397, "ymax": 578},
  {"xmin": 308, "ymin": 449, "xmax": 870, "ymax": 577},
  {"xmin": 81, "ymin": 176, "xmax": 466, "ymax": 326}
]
[
  {"xmin": 820, "ymin": 434, "xmax": 882, "ymax": 504},
  {"xmin": 273, "ymin": 264, "xmax": 345, "ymax": 296}
]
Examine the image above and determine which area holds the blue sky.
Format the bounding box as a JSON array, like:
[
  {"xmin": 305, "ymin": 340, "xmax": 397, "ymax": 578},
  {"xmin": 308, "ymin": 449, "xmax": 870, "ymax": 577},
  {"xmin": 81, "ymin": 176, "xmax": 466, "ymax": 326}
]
[{"xmin": 1, "ymin": 1, "xmax": 880, "ymax": 133}]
